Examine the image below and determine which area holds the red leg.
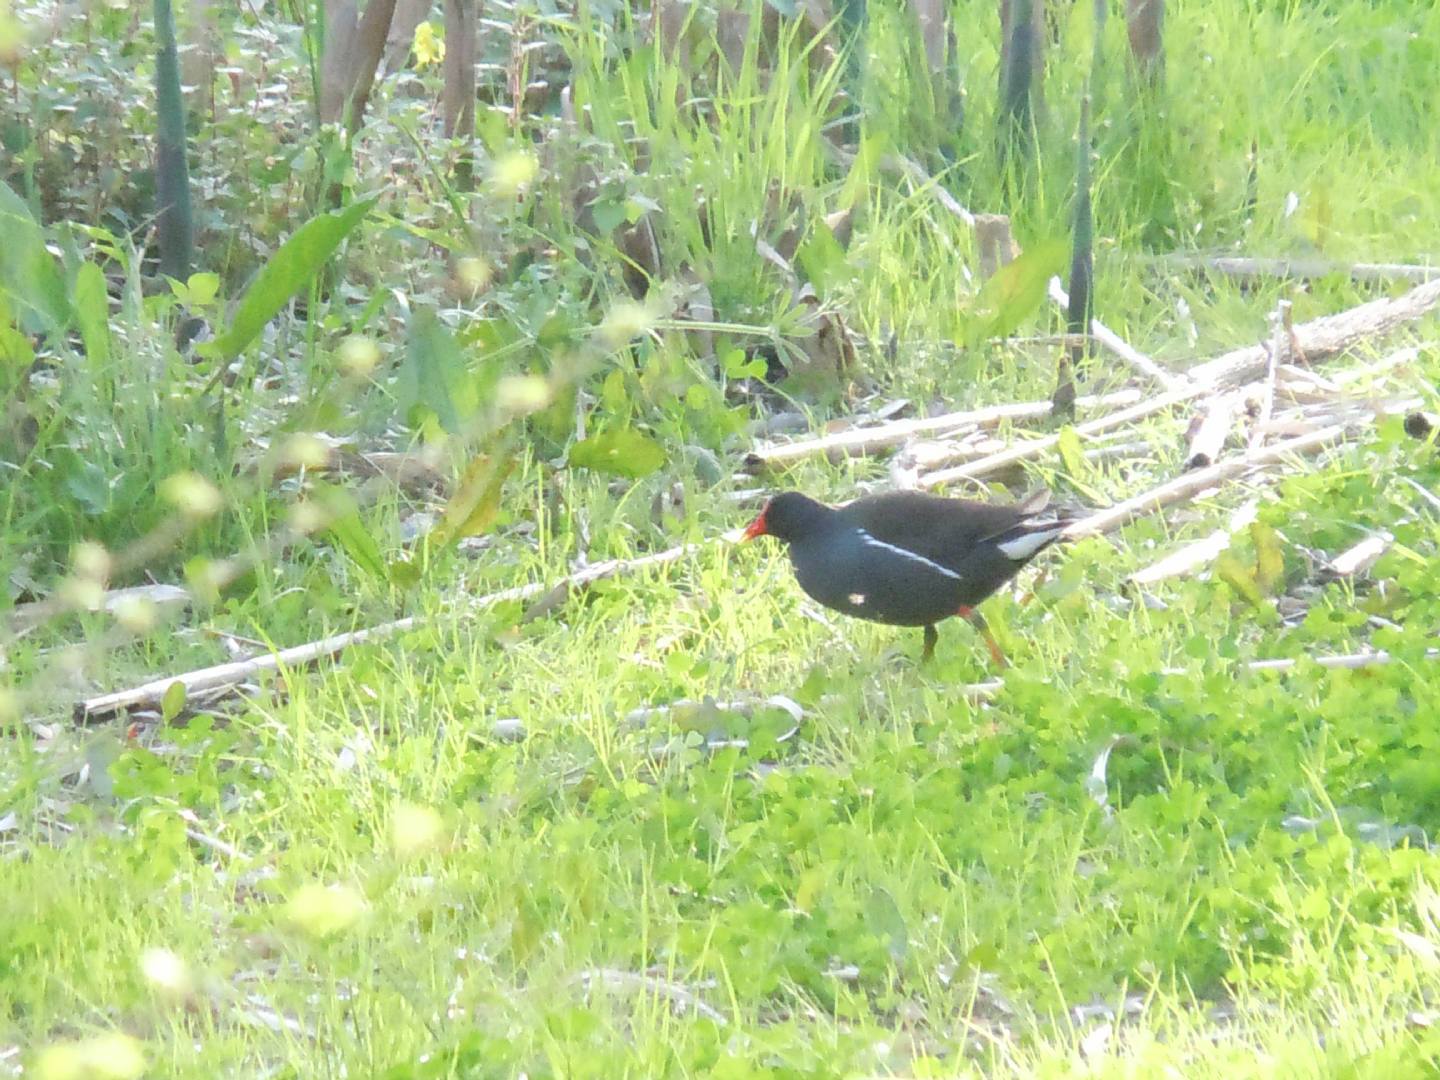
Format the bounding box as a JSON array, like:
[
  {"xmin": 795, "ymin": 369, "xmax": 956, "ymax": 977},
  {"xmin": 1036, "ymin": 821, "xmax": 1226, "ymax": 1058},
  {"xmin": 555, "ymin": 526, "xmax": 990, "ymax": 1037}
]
[{"xmin": 958, "ymin": 606, "xmax": 1009, "ymax": 668}]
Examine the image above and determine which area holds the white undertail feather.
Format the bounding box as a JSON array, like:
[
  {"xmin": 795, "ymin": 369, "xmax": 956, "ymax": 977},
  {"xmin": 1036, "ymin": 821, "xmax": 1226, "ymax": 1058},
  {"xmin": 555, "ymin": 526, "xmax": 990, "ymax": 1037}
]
[{"xmin": 996, "ymin": 524, "xmax": 1067, "ymax": 561}]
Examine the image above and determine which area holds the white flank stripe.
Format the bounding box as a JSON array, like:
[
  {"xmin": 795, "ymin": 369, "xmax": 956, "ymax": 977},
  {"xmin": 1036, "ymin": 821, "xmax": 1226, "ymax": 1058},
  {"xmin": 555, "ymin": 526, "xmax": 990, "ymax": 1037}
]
[
  {"xmin": 997, "ymin": 526, "xmax": 1066, "ymax": 561},
  {"xmin": 856, "ymin": 529, "xmax": 964, "ymax": 581}
]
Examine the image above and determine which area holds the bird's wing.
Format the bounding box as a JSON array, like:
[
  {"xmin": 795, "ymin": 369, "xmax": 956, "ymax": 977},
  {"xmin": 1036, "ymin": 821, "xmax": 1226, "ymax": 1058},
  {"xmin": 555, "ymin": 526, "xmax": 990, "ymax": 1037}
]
[{"xmin": 847, "ymin": 491, "xmax": 1068, "ymax": 571}]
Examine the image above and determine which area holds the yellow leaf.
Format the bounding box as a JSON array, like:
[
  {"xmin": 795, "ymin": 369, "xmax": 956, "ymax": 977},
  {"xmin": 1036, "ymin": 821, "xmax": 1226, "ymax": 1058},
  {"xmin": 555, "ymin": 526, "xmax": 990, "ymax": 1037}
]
[
  {"xmin": 0, "ymin": 0, "xmax": 26, "ymax": 64},
  {"xmin": 489, "ymin": 151, "xmax": 538, "ymax": 198},
  {"xmin": 390, "ymin": 803, "xmax": 447, "ymax": 859},
  {"xmin": 433, "ymin": 453, "xmax": 512, "ymax": 549},
  {"xmin": 286, "ymin": 882, "xmax": 367, "ymax": 938},
  {"xmin": 1216, "ymin": 552, "xmax": 1268, "ymax": 613},
  {"xmin": 413, "ymin": 21, "xmax": 445, "ymax": 68},
  {"xmin": 161, "ymin": 471, "xmax": 224, "ymax": 519},
  {"xmin": 1250, "ymin": 521, "xmax": 1285, "ymax": 593},
  {"xmin": 34, "ymin": 1033, "xmax": 145, "ymax": 1080}
]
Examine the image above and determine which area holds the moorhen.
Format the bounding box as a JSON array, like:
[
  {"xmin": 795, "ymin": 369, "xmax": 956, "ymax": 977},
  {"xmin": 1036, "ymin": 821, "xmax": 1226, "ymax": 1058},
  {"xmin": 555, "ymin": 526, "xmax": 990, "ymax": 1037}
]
[{"xmin": 743, "ymin": 489, "xmax": 1073, "ymax": 663}]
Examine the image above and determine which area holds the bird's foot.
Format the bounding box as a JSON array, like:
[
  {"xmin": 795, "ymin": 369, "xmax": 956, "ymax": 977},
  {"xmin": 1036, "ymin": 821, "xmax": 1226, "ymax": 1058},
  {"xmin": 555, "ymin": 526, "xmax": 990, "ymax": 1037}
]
[{"xmin": 921, "ymin": 624, "xmax": 938, "ymax": 664}]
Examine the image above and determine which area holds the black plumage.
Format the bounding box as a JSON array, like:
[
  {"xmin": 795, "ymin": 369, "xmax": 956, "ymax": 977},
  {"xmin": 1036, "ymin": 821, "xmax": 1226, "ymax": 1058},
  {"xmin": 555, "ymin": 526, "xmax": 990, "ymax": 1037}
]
[{"xmin": 744, "ymin": 489, "xmax": 1073, "ymax": 662}]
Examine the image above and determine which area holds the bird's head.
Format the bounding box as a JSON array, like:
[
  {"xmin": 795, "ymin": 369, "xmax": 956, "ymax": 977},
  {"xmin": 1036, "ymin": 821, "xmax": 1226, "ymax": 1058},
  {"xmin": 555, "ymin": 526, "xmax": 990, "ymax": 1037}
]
[{"xmin": 742, "ymin": 492, "xmax": 831, "ymax": 543}]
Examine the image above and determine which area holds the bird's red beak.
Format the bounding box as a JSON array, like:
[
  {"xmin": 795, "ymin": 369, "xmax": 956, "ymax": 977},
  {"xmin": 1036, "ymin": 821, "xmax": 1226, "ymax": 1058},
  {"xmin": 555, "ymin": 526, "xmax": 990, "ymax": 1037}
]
[{"xmin": 742, "ymin": 509, "xmax": 768, "ymax": 541}]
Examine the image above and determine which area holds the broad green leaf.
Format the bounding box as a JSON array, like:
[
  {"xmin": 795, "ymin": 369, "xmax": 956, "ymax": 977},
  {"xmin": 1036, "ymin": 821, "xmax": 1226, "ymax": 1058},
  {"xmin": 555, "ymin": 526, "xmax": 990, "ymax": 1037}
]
[
  {"xmin": 966, "ymin": 238, "xmax": 1068, "ymax": 345},
  {"xmin": 203, "ymin": 197, "xmax": 375, "ymax": 361},
  {"xmin": 684, "ymin": 383, "xmax": 710, "ymax": 411},
  {"xmin": 475, "ymin": 108, "xmax": 509, "ymax": 155},
  {"xmin": 160, "ymin": 680, "xmax": 187, "ymax": 723},
  {"xmin": 794, "ymin": 866, "xmax": 826, "ymax": 914},
  {"xmin": 171, "ymin": 271, "xmax": 220, "ymax": 307},
  {"xmin": 795, "ymin": 221, "xmax": 849, "ymax": 296},
  {"xmin": 568, "ymin": 427, "xmax": 666, "ymax": 479},
  {"xmin": 722, "ymin": 347, "xmax": 767, "ymax": 380},
  {"xmin": 589, "ymin": 197, "xmax": 626, "ymax": 235},
  {"xmin": 1251, "ymin": 521, "xmax": 1285, "ymax": 593},
  {"xmin": 0, "ymin": 179, "xmax": 69, "ymax": 333},
  {"xmin": 389, "ymin": 557, "xmax": 422, "ymax": 589},
  {"xmin": 1055, "ymin": 425, "xmax": 1089, "ymax": 479},
  {"xmin": 286, "ymin": 882, "xmax": 367, "ymax": 938},
  {"xmin": 72, "ymin": 261, "xmax": 110, "ymax": 369},
  {"xmin": 866, "ymin": 886, "xmax": 909, "ymax": 963},
  {"xmin": 34, "ymin": 1033, "xmax": 145, "ymax": 1080},
  {"xmin": 600, "ymin": 369, "xmax": 628, "ymax": 415},
  {"xmin": 0, "ymin": 321, "xmax": 35, "ymax": 381},
  {"xmin": 431, "ymin": 453, "xmax": 512, "ymax": 551},
  {"xmin": 963, "ymin": 941, "xmax": 1001, "ymax": 970},
  {"xmin": 316, "ymin": 484, "xmax": 388, "ymax": 583},
  {"xmin": 396, "ymin": 308, "xmax": 479, "ymax": 434}
]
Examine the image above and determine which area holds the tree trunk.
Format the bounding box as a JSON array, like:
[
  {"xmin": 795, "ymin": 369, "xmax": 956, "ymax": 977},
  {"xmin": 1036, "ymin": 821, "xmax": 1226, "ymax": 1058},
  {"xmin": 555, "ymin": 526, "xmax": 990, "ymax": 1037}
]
[
  {"xmin": 442, "ymin": 0, "xmax": 477, "ymax": 189},
  {"xmin": 180, "ymin": 0, "xmax": 216, "ymax": 118},
  {"xmin": 385, "ymin": 0, "xmax": 434, "ymax": 71},
  {"xmin": 153, "ymin": 0, "xmax": 194, "ymax": 280},
  {"xmin": 997, "ymin": 0, "xmax": 1045, "ymax": 171},
  {"xmin": 318, "ymin": 0, "xmax": 400, "ymax": 133},
  {"xmin": 1125, "ymin": 0, "xmax": 1164, "ymax": 85}
]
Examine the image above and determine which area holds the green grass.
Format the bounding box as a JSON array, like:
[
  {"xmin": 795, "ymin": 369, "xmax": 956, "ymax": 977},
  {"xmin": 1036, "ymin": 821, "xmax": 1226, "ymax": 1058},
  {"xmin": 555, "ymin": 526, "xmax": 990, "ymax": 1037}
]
[
  {"xmin": 8, "ymin": 438, "xmax": 1440, "ymax": 1077},
  {"xmin": 4, "ymin": 0, "xmax": 1440, "ymax": 1074}
]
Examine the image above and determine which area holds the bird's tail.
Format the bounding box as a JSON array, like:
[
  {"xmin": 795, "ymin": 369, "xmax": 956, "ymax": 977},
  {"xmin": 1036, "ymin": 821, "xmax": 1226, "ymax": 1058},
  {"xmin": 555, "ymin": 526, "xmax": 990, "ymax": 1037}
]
[{"xmin": 993, "ymin": 490, "xmax": 1080, "ymax": 561}]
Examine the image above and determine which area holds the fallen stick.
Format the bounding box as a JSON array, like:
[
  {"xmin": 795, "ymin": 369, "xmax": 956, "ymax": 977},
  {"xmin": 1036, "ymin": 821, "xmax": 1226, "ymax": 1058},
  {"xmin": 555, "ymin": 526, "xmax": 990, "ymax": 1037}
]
[
  {"xmin": 74, "ymin": 545, "xmax": 696, "ymax": 723},
  {"xmin": 1184, "ymin": 391, "xmax": 1243, "ymax": 469},
  {"xmin": 1188, "ymin": 278, "xmax": 1440, "ymax": 387},
  {"xmin": 921, "ymin": 382, "xmax": 1203, "ymax": 488},
  {"xmin": 1128, "ymin": 500, "xmax": 1260, "ymax": 587},
  {"xmin": 1047, "ymin": 277, "xmax": 1188, "ymax": 391},
  {"xmin": 1063, "ymin": 423, "xmax": 1352, "ymax": 539},
  {"xmin": 75, "ymin": 616, "xmax": 418, "ymax": 723},
  {"xmin": 1331, "ymin": 345, "xmax": 1423, "ymax": 386},
  {"xmin": 1280, "ymin": 345, "xmax": 1423, "ymax": 404},
  {"xmin": 10, "ymin": 583, "xmax": 193, "ymax": 633},
  {"xmin": 1248, "ymin": 300, "xmax": 1292, "ymax": 451},
  {"xmin": 1399, "ymin": 475, "xmax": 1440, "ymax": 514},
  {"xmin": 1159, "ymin": 254, "xmax": 1440, "ymax": 286},
  {"xmin": 745, "ymin": 388, "xmax": 1143, "ymax": 471},
  {"xmin": 1240, "ymin": 648, "xmax": 1439, "ymax": 674},
  {"xmin": 892, "ymin": 154, "xmax": 976, "ymax": 227},
  {"xmin": 1324, "ymin": 533, "xmax": 1392, "ymax": 579},
  {"xmin": 923, "ymin": 337, "xmax": 1428, "ymax": 489},
  {"xmin": 1084, "ymin": 439, "xmax": 1154, "ymax": 464},
  {"xmin": 892, "ymin": 427, "xmax": 1148, "ymax": 480},
  {"xmin": 890, "ymin": 430, "xmax": 1002, "ymax": 476},
  {"xmin": 575, "ymin": 969, "xmax": 727, "ymax": 1025}
]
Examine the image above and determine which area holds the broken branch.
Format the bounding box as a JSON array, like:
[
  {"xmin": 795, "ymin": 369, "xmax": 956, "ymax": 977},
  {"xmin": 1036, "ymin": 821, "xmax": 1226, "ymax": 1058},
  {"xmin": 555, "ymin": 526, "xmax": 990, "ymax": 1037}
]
[
  {"xmin": 1064, "ymin": 423, "xmax": 1352, "ymax": 539},
  {"xmin": 1128, "ymin": 501, "xmax": 1260, "ymax": 587},
  {"xmin": 1048, "ymin": 277, "xmax": 1187, "ymax": 391},
  {"xmin": 75, "ymin": 545, "xmax": 696, "ymax": 723},
  {"xmin": 1160, "ymin": 254, "xmax": 1440, "ymax": 286},
  {"xmin": 1188, "ymin": 279, "xmax": 1440, "ymax": 387},
  {"xmin": 746, "ymin": 388, "xmax": 1144, "ymax": 471},
  {"xmin": 1247, "ymin": 299, "xmax": 1292, "ymax": 451},
  {"xmin": 1184, "ymin": 391, "xmax": 1242, "ymax": 469}
]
